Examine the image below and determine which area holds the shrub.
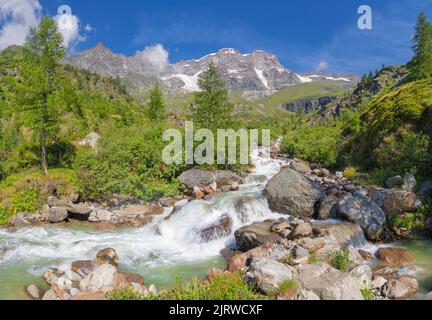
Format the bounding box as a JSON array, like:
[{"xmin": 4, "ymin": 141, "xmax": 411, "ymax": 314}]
[
  {"xmin": 109, "ymin": 271, "xmax": 268, "ymax": 301},
  {"xmin": 282, "ymin": 124, "xmax": 341, "ymax": 167},
  {"xmin": 361, "ymin": 287, "xmax": 375, "ymax": 300},
  {"xmin": 343, "ymin": 166, "xmax": 357, "ymax": 179},
  {"xmin": 390, "ymin": 213, "xmax": 425, "ymax": 231},
  {"xmin": 329, "ymin": 249, "xmax": 350, "ymax": 272}
]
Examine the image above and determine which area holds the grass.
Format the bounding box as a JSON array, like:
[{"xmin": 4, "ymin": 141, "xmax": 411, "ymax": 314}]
[
  {"xmin": 108, "ymin": 271, "xmax": 269, "ymax": 300},
  {"xmin": 278, "ymin": 279, "xmax": 299, "ymax": 299},
  {"xmin": 260, "ymin": 80, "xmax": 354, "ymax": 109}
]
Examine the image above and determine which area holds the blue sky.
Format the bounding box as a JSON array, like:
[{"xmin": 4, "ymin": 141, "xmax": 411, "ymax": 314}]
[{"xmin": 2, "ymin": 0, "xmax": 432, "ymax": 75}]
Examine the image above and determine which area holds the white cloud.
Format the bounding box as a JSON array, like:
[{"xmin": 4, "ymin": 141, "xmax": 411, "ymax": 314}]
[
  {"xmin": 0, "ymin": 0, "xmax": 91, "ymax": 51},
  {"xmin": 0, "ymin": 0, "xmax": 41, "ymax": 50},
  {"xmin": 135, "ymin": 44, "xmax": 169, "ymax": 71},
  {"xmin": 54, "ymin": 13, "xmax": 86, "ymax": 49},
  {"xmin": 316, "ymin": 60, "xmax": 328, "ymax": 71}
]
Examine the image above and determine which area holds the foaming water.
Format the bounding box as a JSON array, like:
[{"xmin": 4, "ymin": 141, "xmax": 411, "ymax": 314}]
[{"xmin": 0, "ymin": 148, "xmax": 286, "ymax": 297}]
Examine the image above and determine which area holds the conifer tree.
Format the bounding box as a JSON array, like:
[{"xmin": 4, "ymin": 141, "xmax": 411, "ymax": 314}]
[
  {"xmin": 147, "ymin": 83, "xmax": 166, "ymax": 121},
  {"xmin": 16, "ymin": 16, "xmax": 66, "ymax": 175},
  {"xmin": 410, "ymin": 11, "xmax": 432, "ymax": 80},
  {"xmin": 190, "ymin": 62, "xmax": 234, "ymax": 131}
]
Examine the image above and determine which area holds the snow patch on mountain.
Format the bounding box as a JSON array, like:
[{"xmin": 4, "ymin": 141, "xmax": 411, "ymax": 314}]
[
  {"xmin": 254, "ymin": 68, "xmax": 270, "ymax": 89},
  {"xmin": 162, "ymin": 72, "xmax": 202, "ymax": 92}
]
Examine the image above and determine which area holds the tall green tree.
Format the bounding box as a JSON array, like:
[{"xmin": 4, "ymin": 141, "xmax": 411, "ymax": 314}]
[
  {"xmin": 147, "ymin": 83, "xmax": 166, "ymax": 121},
  {"xmin": 190, "ymin": 62, "xmax": 234, "ymax": 131},
  {"xmin": 16, "ymin": 16, "xmax": 66, "ymax": 175},
  {"xmin": 410, "ymin": 11, "xmax": 432, "ymax": 80}
]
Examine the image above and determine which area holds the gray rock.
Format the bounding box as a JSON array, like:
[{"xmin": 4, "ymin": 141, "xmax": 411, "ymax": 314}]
[
  {"xmin": 295, "ymin": 263, "xmax": 363, "ymax": 300},
  {"xmin": 337, "ymin": 196, "xmax": 386, "ymax": 240},
  {"xmin": 297, "ymin": 289, "xmax": 320, "ymax": 300},
  {"xmin": 42, "ymin": 289, "xmax": 59, "ymax": 300},
  {"xmin": 350, "ymin": 265, "xmax": 372, "ymax": 288},
  {"xmin": 89, "ymin": 209, "xmax": 113, "ymax": 223},
  {"xmin": 48, "ymin": 207, "xmax": 68, "ymax": 223},
  {"xmin": 382, "ymin": 276, "xmax": 419, "ymax": 299},
  {"xmin": 317, "ymin": 196, "xmax": 338, "ymax": 220},
  {"xmin": 289, "ymin": 160, "xmax": 312, "ymax": 175},
  {"xmin": 178, "ymin": 169, "xmax": 244, "ymax": 190},
  {"xmin": 79, "ymin": 264, "xmax": 118, "ymax": 292},
  {"xmin": 234, "ymin": 220, "xmax": 282, "ymax": 252},
  {"xmin": 402, "ymin": 173, "xmax": 417, "ymax": 193},
  {"xmin": 369, "ymin": 188, "xmax": 417, "ymax": 218},
  {"xmin": 25, "ymin": 284, "xmax": 44, "ymax": 300},
  {"xmin": 264, "ymin": 167, "xmax": 322, "ymax": 217},
  {"xmin": 245, "ymin": 257, "xmax": 296, "ymax": 295}
]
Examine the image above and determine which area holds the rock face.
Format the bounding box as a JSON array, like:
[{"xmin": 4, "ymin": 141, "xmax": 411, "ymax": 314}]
[
  {"xmin": 245, "ymin": 257, "xmax": 296, "ymax": 295},
  {"xmin": 264, "ymin": 167, "xmax": 322, "ymax": 217},
  {"xmin": 369, "ymin": 188, "xmax": 417, "ymax": 217},
  {"xmin": 282, "ymin": 96, "xmax": 337, "ymax": 114},
  {"xmin": 376, "ymin": 247, "xmax": 414, "ymax": 267},
  {"xmin": 337, "ymin": 196, "xmax": 386, "ymax": 240},
  {"xmin": 295, "ymin": 264, "xmax": 363, "ymax": 300},
  {"xmin": 234, "ymin": 221, "xmax": 282, "ymax": 252},
  {"xmin": 178, "ymin": 169, "xmax": 244, "ymax": 191}
]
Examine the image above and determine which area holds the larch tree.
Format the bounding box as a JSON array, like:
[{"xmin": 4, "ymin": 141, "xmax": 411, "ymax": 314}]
[{"xmin": 17, "ymin": 16, "xmax": 66, "ymax": 175}]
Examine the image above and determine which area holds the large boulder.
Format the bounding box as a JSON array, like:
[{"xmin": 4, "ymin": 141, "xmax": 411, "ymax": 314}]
[
  {"xmin": 234, "ymin": 220, "xmax": 282, "ymax": 252},
  {"xmin": 369, "ymin": 188, "xmax": 417, "ymax": 217},
  {"xmin": 337, "ymin": 195, "xmax": 386, "ymax": 240},
  {"xmin": 177, "ymin": 169, "xmax": 244, "ymax": 190},
  {"xmin": 382, "ymin": 276, "xmax": 419, "ymax": 299},
  {"xmin": 376, "ymin": 247, "xmax": 414, "ymax": 267},
  {"xmin": 264, "ymin": 167, "xmax": 322, "ymax": 217},
  {"xmin": 295, "ymin": 264, "xmax": 363, "ymax": 300},
  {"xmin": 315, "ymin": 222, "xmax": 366, "ymax": 248},
  {"xmin": 79, "ymin": 264, "xmax": 118, "ymax": 293},
  {"xmin": 245, "ymin": 257, "xmax": 296, "ymax": 295}
]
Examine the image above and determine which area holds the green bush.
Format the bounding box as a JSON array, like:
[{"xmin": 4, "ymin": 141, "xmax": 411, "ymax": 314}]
[
  {"xmin": 370, "ymin": 130, "xmax": 431, "ymax": 184},
  {"xmin": 282, "ymin": 124, "xmax": 341, "ymax": 167},
  {"xmin": 390, "ymin": 213, "xmax": 425, "ymax": 231},
  {"xmin": 109, "ymin": 271, "xmax": 268, "ymax": 300},
  {"xmin": 329, "ymin": 249, "xmax": 350, "ymax": 272},
  {"xmin": 361, "ymin": 287, "xmax": 375, "ymax": 300},
  {"xmin": 74, "ymin": 125, "xmax": 186, "ymax": 200}
]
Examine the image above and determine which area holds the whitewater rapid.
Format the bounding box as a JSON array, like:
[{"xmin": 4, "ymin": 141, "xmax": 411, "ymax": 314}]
[{"xmin": 0, "ymin": 148, "xmax": 288, "ymax": 278}]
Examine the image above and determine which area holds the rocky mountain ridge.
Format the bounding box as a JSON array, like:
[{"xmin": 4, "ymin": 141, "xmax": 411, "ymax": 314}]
[{"xmin": 65, "ymin": 44, "xmax": 358, "ymax": 98}]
